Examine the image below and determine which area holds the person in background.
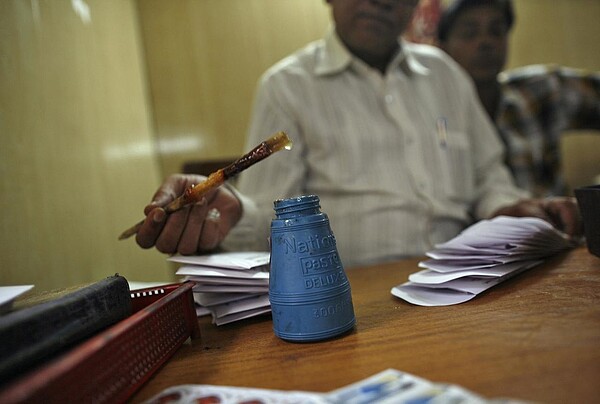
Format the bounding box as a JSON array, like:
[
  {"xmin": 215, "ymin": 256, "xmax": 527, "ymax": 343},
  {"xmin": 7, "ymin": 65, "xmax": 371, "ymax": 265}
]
[
  {"xmin": 437, "ymin": 0, "xmax": 600, "ymax": 197},
  {"xmin": 135, "ymin": 0, "xmax": 582, "ymax": 267}
]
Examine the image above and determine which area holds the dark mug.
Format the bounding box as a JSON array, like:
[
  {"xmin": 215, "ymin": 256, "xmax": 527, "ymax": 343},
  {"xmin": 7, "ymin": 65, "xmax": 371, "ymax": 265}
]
[
  {"xmin": 574, "ymin": 185, "xmax": 600, "ymax": 258},
  {"xmin": 269, "ymin": 195, "xmax": 355, "ymax": 342}
]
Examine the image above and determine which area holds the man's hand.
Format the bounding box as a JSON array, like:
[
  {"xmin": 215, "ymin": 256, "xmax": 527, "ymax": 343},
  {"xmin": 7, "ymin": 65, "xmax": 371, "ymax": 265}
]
[
  {"xmin": 135, "ymin": 174, "xmax": 242, "ymax": 255},
  {"xmin": 492, "ymin": 196, "xmax": 583, "ymax": 237}
]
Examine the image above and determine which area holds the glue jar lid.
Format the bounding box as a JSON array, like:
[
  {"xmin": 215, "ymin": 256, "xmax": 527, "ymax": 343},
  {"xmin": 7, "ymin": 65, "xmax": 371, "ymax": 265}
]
[{"xmin": 273, "ymin": 195, "xmax": 321, "ymax": 219}]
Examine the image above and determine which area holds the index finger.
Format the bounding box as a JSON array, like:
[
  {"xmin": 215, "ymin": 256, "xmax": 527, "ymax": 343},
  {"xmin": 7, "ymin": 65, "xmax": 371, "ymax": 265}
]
[
  {"xmin": 136, "ymin": 207, "xmax": 167, "ymax": 249},
  {"xmin": 144, "ymin": 176, "xmax": 190, "ymax": 215}
]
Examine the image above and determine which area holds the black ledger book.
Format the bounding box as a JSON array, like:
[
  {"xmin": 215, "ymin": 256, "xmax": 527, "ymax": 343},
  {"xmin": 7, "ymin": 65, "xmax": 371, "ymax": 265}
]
[{"xmin": 0, "ymin": 274, "xmax": 131, "ymax": 383}]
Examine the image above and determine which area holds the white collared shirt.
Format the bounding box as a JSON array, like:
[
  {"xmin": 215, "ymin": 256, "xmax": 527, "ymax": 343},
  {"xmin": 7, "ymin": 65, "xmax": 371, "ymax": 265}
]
[{"xmin": 224, "ymin": 29, "xmax": 528, "ymax": 268}]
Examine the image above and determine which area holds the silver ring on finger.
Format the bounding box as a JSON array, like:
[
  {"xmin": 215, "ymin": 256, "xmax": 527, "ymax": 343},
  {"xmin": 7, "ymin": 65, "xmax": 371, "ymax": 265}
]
[{"xmin": 206, "ymin": 207, "xmax": 221, "ymax": 221}]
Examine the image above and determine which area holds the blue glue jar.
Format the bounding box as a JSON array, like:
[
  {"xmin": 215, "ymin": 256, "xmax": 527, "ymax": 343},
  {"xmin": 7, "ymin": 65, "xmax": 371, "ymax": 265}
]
[{"xmin": 269, "ymin": 195, "xmax": 356, "ymax": 342}]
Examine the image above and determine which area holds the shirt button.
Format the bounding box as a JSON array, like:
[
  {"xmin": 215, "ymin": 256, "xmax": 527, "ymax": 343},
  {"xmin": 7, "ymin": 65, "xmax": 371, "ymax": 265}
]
[{"xmin": 385, "ymin": 94, "xmax": 394, "ymax": 104}]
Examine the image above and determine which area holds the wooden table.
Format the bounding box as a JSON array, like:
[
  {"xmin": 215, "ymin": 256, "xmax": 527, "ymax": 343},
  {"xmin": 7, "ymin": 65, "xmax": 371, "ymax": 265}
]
[{"xmin": 132, "ymin": 246, "xmax": 600, "ymax": 403}]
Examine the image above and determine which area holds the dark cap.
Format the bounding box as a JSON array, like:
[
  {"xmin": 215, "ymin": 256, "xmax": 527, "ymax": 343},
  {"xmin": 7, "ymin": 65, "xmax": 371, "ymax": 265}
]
[{"xmin": 437, "ymin": 0, "xmax": 515, "ymax": 42}]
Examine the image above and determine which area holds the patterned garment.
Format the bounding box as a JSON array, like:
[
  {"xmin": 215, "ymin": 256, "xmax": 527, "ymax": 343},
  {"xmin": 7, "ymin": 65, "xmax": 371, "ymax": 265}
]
[{"xmin": 497, "ymin": 64, "xmax": 600, "ymax": 197}]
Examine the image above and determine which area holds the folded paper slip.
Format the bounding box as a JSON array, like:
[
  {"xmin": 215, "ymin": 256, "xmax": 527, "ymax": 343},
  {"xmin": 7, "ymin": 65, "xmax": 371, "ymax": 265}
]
[{"xmin": 168, "ymin": 251, "xmax": 270, "ymax": 270}]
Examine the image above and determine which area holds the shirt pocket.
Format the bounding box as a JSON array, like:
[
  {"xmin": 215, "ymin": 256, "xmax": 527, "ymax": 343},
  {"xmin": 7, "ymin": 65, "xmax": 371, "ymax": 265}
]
[{"xmin": 434, "ymin": 129, "xmax": 475, "ymax": 202}]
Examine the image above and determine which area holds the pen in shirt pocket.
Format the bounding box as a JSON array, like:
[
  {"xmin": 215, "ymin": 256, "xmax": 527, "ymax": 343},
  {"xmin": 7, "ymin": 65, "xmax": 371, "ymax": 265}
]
[{"xmin": 436, "ymin": 117, "xmax": 448, "ymax": 149}]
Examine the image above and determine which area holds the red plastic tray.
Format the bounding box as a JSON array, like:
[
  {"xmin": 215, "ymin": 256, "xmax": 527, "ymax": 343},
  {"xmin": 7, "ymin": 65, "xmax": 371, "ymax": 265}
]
[{"xmin": 0, "ymin": 281, "xmax": 200, "ymax": 403}]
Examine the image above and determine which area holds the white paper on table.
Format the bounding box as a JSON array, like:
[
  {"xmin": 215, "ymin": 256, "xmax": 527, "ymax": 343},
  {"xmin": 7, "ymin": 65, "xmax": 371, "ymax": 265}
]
[
  {"xmin": 394, "ymin": 259, "xmax": 543, "ymax": 306},
  {"xmin": 195, "ymin": 304, "xmax": 211, "ymax": 317},
  {"xmin": 184, "ymin": 276, "xmax": 268, "ymax": 286},
  {"xmin": 326, "ymin": 368, "xmax": 430, "ymax": 403},
  {"xmin": 192, "ymin": 284, "xmax": 269, "ymax": 293},
  {"xmin": 145, "ymin": 368, "xmax": 528, "ymax": 404},
  {"xmin": 391, "ymin": 216, "xmax": 575, "ymax": 307},
  {"xmin": 194, "ymin": 291, "xmax": 261, "ymax": 307},
  {"xmin": 145, "ymin": 384, "xmax": 326, "ymax": 404},
  {"xmin": 212, "ymin": 294, "xmax": 270, "ymax": 318},
  {"xmin": 409, "ymin": 269, "xmax": 495, "ymax": 285},
  {"xmin": 412, "ymin": 276, "xmax": 503, "ymax": 295},
  {"xmin": 391, "ymin": 284, "xmax": 478, "ymax": 306},
  {"xmin": 426, "ymin": 251, "xmax": 515, "ymax": 261},
  {"xmin": 0, "ymin": 285, "xmax": 34, "ymax": 311},
  {"xmin": 176, "ymin": 265, "xmax": 269, "ymax": 279},
  {"xmin": 407, "ymin": 260, "xmax": 540, "ymax": 295},
  {"xmin": 420, "ymin": 253, "xmax": 533, "ymax": 269},
  {"xmin": 213, "ymin": 306, "xmax": 272, "ymax": 326},
  {"xmin": 419, "ymin": 259, "xmax": 501, "ymax": 273},
  {"xmin": 409, "ymin": 260, "xmax": 541, "ymax": 284},
  {"xmin": 434, "ymin": 216, "xmax": 575, "ymax": 253},
  {"xmin": 168, "ymin": 251, "xmax": 269, "ymax": 270},
  {"xmin": 170, "ymin": 252, "xmax": 273, "ymax": 324},
  {"xmin": 326, "ymin": 368, "xmax": 491, "ymax": 404}
]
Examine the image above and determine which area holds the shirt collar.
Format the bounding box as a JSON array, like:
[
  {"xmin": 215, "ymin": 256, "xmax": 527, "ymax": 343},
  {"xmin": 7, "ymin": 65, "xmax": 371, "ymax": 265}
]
[
  {"xmin": 398, "ymin": 40, "xmax": 430, "ymax": 76},
  {"xmin": 315, "ymin": 27, "xmax": 430, "ymax": 77},
  {"xmin": 314, "ymin": 27, "xmax": 351, "ymax": 76}
]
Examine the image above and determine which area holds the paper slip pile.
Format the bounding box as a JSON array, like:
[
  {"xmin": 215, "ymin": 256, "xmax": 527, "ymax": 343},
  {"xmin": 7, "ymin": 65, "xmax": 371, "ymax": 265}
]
[
  {"xmin": 392, "ymin": 216, "xmax": 577, "ymax": 306},
  {"xmin": 168, "ymin": 251, "xmax": 271, "ymax": 325}
]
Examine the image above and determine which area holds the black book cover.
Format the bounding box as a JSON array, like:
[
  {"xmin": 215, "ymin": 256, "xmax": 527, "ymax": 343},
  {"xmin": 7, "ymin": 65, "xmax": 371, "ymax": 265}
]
[{"xmin": 0, "ymin": 274, "xmax": 131, "ymax": 383}]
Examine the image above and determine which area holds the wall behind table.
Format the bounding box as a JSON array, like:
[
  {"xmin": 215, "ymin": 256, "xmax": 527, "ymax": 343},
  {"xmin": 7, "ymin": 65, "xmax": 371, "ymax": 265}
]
[
  {"xmin": 0, "ymin": 0, "xmax": 173, "ymax": 291},
  {"xmin": 136, "ymin": 0, "xmax": 331, "ymax": 176},
  {"xmin": 509, "ymin": 0, "xmax": 600, "ymax": 71}
]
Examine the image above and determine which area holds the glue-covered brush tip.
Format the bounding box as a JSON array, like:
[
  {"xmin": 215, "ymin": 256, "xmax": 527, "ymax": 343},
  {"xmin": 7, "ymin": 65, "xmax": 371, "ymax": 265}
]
[{"xmin": 267, "ymin": 131, "xmax": 293, "ymax": 152}]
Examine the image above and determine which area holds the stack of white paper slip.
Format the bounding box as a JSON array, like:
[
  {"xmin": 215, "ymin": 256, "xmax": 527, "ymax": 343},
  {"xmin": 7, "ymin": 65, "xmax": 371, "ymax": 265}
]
[
  {"xmin": 168, "ymin": 251, "xmax": 271, "ymax": 325},
  {"xmin": 392, "ymin": 216, "xmax": 577, "ymax": 307}
]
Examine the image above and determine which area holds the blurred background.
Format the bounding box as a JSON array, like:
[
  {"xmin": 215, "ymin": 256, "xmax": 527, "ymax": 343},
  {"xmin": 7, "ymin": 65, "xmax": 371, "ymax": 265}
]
[{"xmin": 1, "ymin": 0, "xmax": 599, "ymax": 291}]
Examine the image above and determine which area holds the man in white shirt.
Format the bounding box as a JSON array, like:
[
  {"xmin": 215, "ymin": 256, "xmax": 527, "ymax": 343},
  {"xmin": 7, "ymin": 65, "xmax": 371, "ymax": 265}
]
[{"xmin": 135, "ymin": 0, "xmax": 581, "ymax": 268}]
